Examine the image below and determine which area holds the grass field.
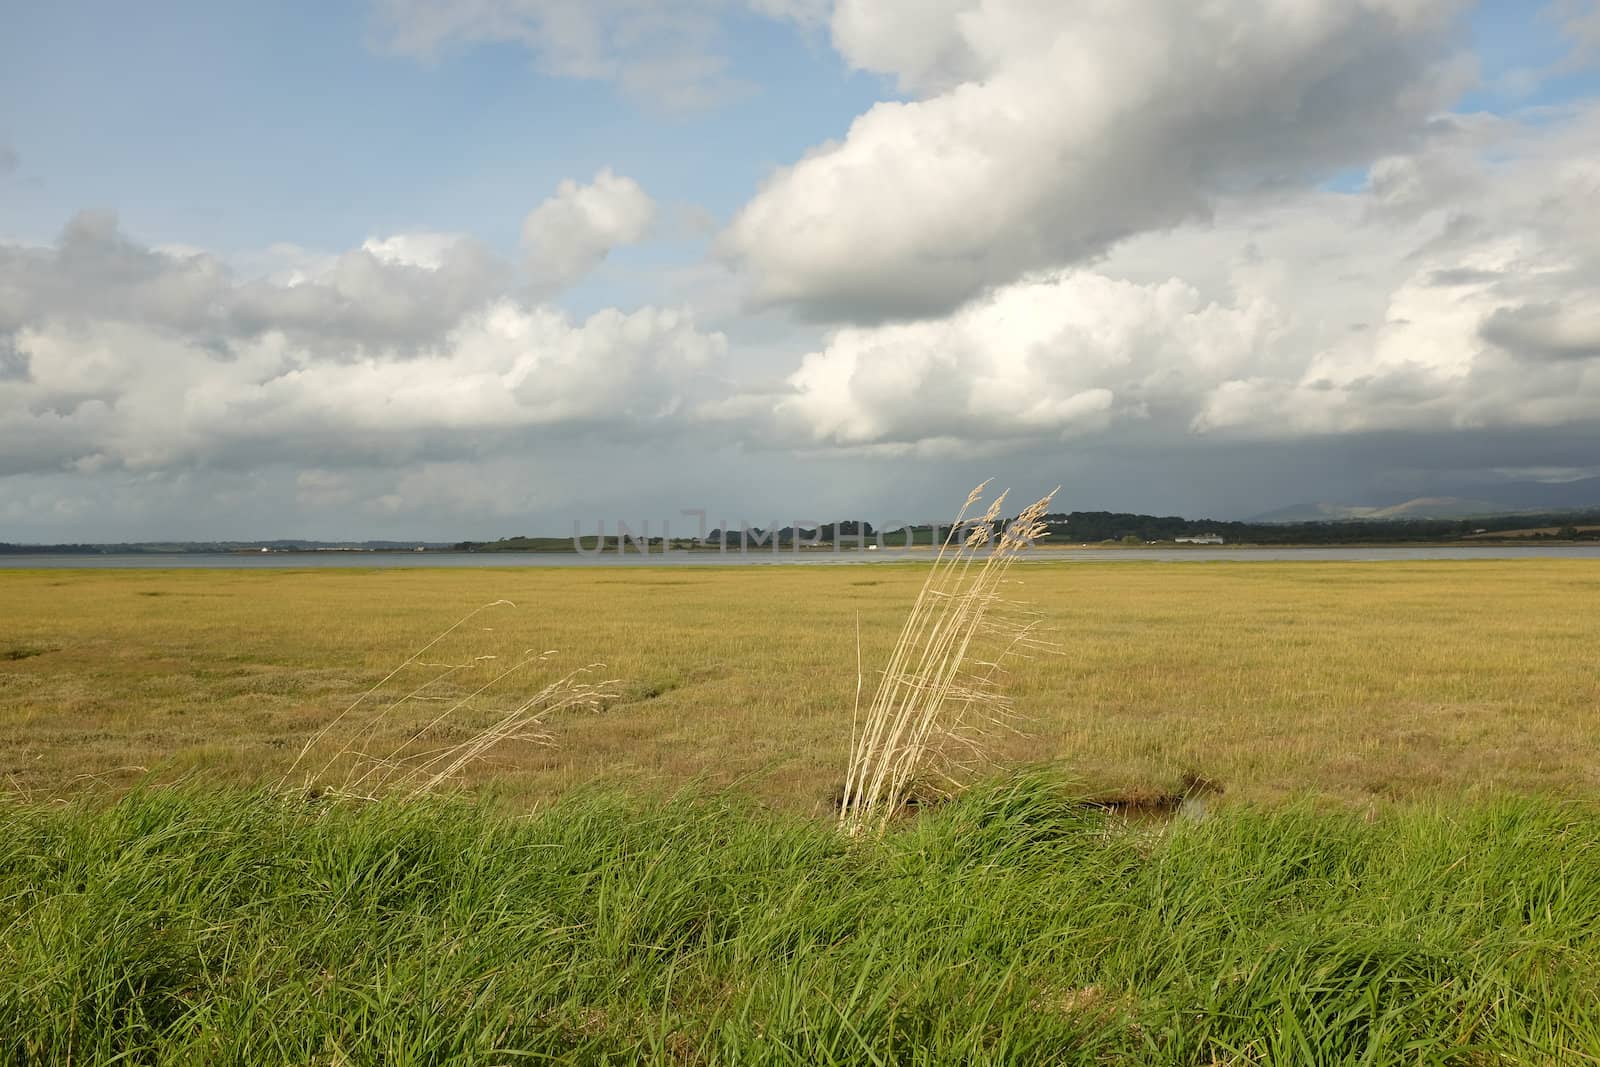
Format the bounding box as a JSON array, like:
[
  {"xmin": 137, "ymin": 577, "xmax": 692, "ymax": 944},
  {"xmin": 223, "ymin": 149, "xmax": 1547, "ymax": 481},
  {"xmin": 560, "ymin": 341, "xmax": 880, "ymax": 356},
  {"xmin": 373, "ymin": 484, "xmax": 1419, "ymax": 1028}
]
[
  {"xmin": 7, "ymin": 778, "xmax": 1600, "ymax": 1064},
  {"xmin": 5, "ymin": 560, "xmax": 1600, "ymax": 1063},
  {"xmin": 3, "ymin": 560, "xmax": 1599, "ymax": 810}
]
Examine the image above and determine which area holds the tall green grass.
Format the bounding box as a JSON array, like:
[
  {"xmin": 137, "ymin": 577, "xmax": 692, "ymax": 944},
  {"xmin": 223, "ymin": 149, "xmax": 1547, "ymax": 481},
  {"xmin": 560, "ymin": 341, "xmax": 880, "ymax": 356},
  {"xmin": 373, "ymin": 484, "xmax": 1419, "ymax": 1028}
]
[{"xmin": 4, "ymin": 776, "xmax": 1599, "ymax": 1064}]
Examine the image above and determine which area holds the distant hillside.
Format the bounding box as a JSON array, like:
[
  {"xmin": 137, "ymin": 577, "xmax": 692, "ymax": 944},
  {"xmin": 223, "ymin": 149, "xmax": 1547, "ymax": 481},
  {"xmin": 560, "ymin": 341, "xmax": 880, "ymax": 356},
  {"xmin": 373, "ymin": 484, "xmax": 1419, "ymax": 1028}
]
[
  {"xmin": 1252, "ymin": 497, "xmax": 1510, "ymax": 522},
  {"xmin": 1479, "ymin": 476, "xmax": 1600, "ymax": 511},
  {"xmin": 15, "ymin": 498, "xmax": 1600, "ymax": 556},
  {"xmin": 1255, "ymin": 478, "xmax": 1600, "ymax": 524},
  {"xmin": 1034, "ymin": 509, "xmax": 1600, "ymax": 545}
]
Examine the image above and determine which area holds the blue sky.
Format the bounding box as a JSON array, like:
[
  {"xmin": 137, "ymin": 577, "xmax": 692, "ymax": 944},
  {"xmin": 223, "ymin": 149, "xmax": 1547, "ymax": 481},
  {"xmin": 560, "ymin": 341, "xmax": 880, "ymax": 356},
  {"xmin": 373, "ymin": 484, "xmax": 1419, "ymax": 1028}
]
[
  {"xmin": 1, "ymin": 1, "xmax": 1598, "ymax": 540},
  {"xmin": 1469, "ymin": 0, "xmax": 1600, "ymax": 103},
  {"xmin": 0, "ymin": 3, "xmax": 884, "ymax": 257},
  {"xmin": 3, "ymin": 0, "xmax": 1593, "ymax": 256}
]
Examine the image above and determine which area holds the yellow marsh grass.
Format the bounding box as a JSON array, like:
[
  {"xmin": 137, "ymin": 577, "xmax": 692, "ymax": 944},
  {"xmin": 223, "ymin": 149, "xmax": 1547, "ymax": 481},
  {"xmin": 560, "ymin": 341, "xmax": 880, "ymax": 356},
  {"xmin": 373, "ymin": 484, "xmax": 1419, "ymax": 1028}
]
[
  {"xmin": 3, "ymin": 560, "xmax": 1599, "ymax": 811},
  {"xmin": 279, "ymin": 598, "xmax": 620, "ymax": 800}
]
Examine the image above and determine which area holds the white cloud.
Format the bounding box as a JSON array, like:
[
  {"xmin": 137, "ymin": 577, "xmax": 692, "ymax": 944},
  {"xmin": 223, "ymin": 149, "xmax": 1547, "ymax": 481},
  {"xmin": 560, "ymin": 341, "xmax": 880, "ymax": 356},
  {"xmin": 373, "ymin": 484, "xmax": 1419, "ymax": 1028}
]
[
  {"xmin": 0, "ymin": 214, "xmax": 725, "ymax": 477},
  {"xmin": 1188, "ymin": 107, "xmax": 1600, "ymax": 440},
  {"xmin": 361, "ymin": 231, "xmax": 470, "ymax": 270},
  {"xmin": 776, "ymin": 273, "xmax": 1272, "ymax": 448},
  {"xmin": 768, "ymin": 102, "xmax": 1600, "ymax": 450},
  {"xmin": 0, "ymin": 210, "xmax": 508, "ymax": 356},
  {"xmin": 723, "ymin": 0, "xmax": 1476, "ymax": 321},
  {"xmin": 521, "ymin": 167, "xmax": 656, "ymax": 295}
]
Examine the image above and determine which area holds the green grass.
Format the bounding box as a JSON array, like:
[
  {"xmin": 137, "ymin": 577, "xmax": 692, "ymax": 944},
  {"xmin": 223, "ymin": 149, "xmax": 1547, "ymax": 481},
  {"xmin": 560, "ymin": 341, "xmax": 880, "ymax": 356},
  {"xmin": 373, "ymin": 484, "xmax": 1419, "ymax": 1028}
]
[{"xmin": 5, "ymin": 776, "xmax": 1599, "ymax": 1064}]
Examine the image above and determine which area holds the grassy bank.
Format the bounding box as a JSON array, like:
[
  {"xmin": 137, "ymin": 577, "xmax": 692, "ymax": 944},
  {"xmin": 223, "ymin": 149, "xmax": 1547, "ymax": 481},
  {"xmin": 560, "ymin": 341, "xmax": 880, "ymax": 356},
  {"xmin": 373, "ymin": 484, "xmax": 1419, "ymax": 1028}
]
[
  {"xmin": 4, "ymin": 777, "xmax": 1599, "ymax": 1064},
  {"xmin": 4, "ymin": 561, "xmax": 1600, "ymax": 809}
]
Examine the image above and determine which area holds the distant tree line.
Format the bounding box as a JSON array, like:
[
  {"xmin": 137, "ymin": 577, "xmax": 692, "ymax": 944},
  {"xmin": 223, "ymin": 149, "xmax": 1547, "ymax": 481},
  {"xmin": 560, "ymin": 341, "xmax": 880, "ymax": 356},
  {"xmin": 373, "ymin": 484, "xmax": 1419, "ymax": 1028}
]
[
  {"xmin": 1036, "ymin": 510, "xmax": 1600, "ymax": 545},
  {"xmin": 12, "ymin": 510, "xmax": 1600, "ymax": 555},
  {"xmin": 701, "ymin": 522, "xmax": 876, "ymax": 548},
  {"xmin": 0, "ymin": 540, "xmax": 446, "ymax": 554}
]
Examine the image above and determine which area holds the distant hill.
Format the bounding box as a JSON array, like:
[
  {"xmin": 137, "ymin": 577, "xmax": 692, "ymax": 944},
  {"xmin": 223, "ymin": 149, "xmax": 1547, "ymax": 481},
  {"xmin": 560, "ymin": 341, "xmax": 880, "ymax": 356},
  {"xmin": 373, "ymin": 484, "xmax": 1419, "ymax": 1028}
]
[
  {"xmin": 1252, "ymin": 497, "xmax": 1510, "ymax": 523},
  {"xmin": 14, "ymin": 486, "xmax": 1600, "ymax": 555},
  {"xmin": 1479, "ymin": 476, "xmax": 1600, "ymax": 512},
  {"xmin": 1253, "ymin": 479, "xmax": 1600, "ymax": 524},
  {"xmin": 1035, "ymin": 508, "xmax": 1600, "ymax": 545}
]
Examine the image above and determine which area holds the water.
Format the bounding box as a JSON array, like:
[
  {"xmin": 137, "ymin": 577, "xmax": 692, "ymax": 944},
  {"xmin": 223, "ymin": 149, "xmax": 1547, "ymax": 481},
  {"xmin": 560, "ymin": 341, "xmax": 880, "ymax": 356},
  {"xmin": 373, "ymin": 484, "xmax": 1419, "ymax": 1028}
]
[{"xmin": 5, "ymin": 545, "xmax": 1600, "ymax": 569}]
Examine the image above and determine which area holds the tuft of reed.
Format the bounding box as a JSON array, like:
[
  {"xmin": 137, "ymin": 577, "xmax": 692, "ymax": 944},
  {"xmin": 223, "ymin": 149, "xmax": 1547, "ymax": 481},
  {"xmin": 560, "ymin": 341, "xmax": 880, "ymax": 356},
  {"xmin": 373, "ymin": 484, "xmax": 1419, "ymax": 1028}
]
[
  {"xmin": 279, "ymin": 600, "xmax": 618, "ymax": 800},
  {"xmin": 839, "ymin": 481, "xmax": 1057, "ymax": 835}
]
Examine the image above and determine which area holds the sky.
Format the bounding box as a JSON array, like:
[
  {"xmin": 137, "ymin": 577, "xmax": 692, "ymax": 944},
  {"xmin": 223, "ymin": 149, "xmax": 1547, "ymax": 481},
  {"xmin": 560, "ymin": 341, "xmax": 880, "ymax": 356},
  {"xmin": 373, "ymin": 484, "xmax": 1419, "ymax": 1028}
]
[{"xmin": 2, "ymin": 0, "xmax": 1599, "ymax": 541}]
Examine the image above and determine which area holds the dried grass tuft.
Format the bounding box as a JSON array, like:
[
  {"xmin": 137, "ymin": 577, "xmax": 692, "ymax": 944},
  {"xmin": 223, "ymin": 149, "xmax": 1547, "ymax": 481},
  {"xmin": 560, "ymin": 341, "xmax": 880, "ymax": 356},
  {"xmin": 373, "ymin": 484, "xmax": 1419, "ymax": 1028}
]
[
  {"xmin": 838, "ymin": 481, "xmax": 1058, "ymax": 835},
  {"xmin": 281, "ymin": 601, "xmax": 618, "ymax": 801}
]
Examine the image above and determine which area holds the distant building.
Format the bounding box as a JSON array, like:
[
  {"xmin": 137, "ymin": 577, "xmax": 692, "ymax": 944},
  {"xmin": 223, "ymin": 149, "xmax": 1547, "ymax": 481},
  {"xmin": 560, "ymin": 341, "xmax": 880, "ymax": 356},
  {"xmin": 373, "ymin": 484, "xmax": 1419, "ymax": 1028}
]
[{"xmin": 1175, "ymin": 534, "xmax": 1224, "ymax": 545}]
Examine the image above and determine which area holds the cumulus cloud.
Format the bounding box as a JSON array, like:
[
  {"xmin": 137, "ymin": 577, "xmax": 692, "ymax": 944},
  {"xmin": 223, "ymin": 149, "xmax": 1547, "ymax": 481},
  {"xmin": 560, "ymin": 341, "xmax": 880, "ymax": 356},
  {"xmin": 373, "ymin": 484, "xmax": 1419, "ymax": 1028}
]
[
  {"xmin": 767, "ymin": 101, "xmax": 1600, "ymax": 451},
  {"xmin": 774, "ymin": 273, "xmax": 1271, "ymax": 450},
  {"xmin": 1186, "ymin": 107, "xmax": 1600, "ymax": 440},
  {"xmin": 521, "ymin": 168, "xmax": 656, "ymax": 295},
  {"xmin": 723, "ymin": 0, "xmax": 1476, "ymax": 322},
  {"xmin": 0, "ymin": 213, "xmax": 725, "ymax": 478},
  {"xmin": 0, "ymin": 210, "xmax": 507, "ymax": 357}
]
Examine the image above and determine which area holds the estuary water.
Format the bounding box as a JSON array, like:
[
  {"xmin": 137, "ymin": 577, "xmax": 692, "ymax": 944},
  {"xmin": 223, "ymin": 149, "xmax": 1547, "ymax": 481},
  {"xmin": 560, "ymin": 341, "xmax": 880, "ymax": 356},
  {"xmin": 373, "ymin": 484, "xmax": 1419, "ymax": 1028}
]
[{"xmin": 5, "ymin": 545, "xmax": 1600, "ymax": 569}]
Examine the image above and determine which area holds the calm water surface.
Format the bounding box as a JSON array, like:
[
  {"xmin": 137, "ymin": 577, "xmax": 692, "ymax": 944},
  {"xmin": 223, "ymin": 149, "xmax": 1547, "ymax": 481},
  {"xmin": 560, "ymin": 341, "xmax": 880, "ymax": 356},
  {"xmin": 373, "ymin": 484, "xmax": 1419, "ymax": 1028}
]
[{"xmin": 5, "ymin": 546, "xmax": 1600, "ymax": 569}]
